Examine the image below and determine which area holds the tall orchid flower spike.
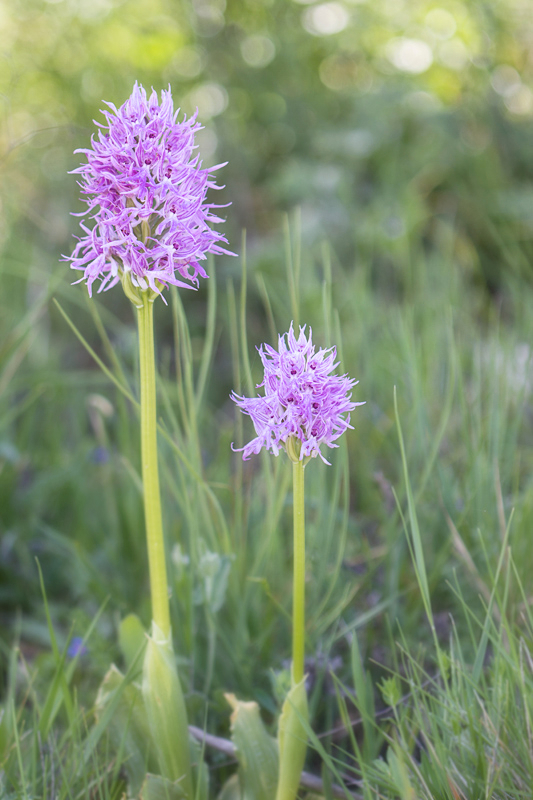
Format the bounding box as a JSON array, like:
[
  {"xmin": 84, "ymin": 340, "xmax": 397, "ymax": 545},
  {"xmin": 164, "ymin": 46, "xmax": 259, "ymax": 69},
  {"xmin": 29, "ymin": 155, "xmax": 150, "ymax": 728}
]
[
  {"xmin": 231, "ymin": 323, "xmax": 363, "ymax": 800},
  {"xmin": 67, "ymin": 81, "xmax": 234, "ymax": 301},
  {"xmin": 67, "ymin": 84, "xmax": 234, "ymax": 796}
]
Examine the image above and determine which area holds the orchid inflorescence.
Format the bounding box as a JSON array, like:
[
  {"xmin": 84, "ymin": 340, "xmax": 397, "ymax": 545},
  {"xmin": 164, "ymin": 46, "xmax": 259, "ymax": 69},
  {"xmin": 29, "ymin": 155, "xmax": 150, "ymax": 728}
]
[
  {"xmin": 67, "ymin": 82, "xmax": 233, "ymax": 298},
  {"xmin": 232, "ymin": 323, "xmax": 363, "ymax": 464}
]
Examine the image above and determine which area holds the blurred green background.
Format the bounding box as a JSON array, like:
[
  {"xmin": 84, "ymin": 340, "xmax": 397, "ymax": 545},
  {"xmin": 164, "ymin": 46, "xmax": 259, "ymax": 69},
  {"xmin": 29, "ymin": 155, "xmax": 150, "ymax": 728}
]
[
  {"xmin": 3, "ymin": 0, "xmax": 533, "ymax": 293},
  {"xmin": 3, "ymin": 0, "xmax": 533, "ymax": 731}
]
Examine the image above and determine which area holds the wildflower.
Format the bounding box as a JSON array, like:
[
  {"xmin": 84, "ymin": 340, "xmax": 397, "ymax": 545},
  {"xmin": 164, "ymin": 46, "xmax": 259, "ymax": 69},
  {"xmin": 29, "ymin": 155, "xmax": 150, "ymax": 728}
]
[
  {"xmin": 67, "ymin": 82, "xmax": 233, "ymax": 298},
  {"xmin": 231, "ymin": 323, "xmax": 363, "ymax": 464},
  {"xmin": 68, "ymin": 636, "xmax": 88, "ymax": 658}
]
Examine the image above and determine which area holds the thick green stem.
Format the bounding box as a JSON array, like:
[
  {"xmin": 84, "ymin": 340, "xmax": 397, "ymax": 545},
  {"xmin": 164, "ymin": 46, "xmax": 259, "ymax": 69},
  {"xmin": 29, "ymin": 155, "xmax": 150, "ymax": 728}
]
[
  {"xmin": 292, "ymin": 459, "xmax": 306, "ymax": 684},
  {"xmin": 138, "ymin": 294, "xmax": 171, "ymax": 639},
  {"xmin": 275, "ymin": 457, "xmax": 308, "ymax": 800}
]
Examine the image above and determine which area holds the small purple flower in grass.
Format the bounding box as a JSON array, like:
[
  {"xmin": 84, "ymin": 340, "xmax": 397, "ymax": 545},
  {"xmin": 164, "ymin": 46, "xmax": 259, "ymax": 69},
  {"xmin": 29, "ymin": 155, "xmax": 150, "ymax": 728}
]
[
  {"xmin": 231, "ymin": 323, "xmax": 364, "ymax": 464},
  {"xmin": 66, "ymin": 82, "xmax": 234, "ymax": 299},
  {"xmin": 68, "ymin": 636, "xmax": 88, "ymax": 658}
]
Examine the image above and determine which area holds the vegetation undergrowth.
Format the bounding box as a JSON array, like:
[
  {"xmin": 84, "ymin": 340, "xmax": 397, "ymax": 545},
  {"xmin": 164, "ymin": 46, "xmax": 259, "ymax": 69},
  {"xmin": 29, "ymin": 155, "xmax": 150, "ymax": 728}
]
[
  {"xmin": 2, "ymin": 204, "xmax": 533, "ymax": 797},
  {"xmin": 3, "ymin": 0, "xmax": 533, "ymax": 795}
]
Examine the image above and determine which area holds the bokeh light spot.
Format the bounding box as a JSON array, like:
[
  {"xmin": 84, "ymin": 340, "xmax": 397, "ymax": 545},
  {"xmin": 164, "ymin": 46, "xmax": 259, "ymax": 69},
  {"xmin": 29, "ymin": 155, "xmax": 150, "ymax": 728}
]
[
  {"xmin": 172, "ymin": 45, "xmax": 205, "ymax": 78},
  {"xmin": 193, "ymin": 0, "xmax": 225, "ymax": 36},
  {"xmin": 188, "ymin": 82, "xmax": 228, "ymax": 119},
  {"xmin": 319, "ymin": 54, "xmax": 358, "ymax": 91},
  {"xmin": 195, "ymin": 126, "xmax": 218, "ymax": 158},
  {"xmin": 505, "ymin": 85, "xmax": 533, "ymax": 116},
  {"xmin": 240, "ymin": 35, "xmax": 276, "ymax": 68},
  {"xmin": 425, "ymin": 8, "xmax": 457, "ymax": 40},
  {"xmin": 303, "ymin": 3, "xmax": 349, "ymax": 36},
  {"xmin": 386, "ymin": 38, "xmax": 433, "ymax": 74},
  {"xmin": 491, "ymin": 65, "xmax": 521, "ymax": 97},
  {"xmin": 438, "ymin": 39, "xmax": 469, "ymax": 71},
  {"xmin": 76, "ymin": 0, "xmax": 113, "ymax": 21}
]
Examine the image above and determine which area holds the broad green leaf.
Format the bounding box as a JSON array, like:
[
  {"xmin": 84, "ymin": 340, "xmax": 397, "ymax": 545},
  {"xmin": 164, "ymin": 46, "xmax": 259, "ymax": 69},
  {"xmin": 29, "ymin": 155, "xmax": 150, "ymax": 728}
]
[
  {"xmin": 119, "ymin": 613, "xmax": 146, "ymax": 674},
  {"xmin": 95, "ymin": 664, "xmax": 155, "ymax": 795},
  {"xmin": 226, "ymin": 692, "xmax": 279, "ymax": 800},
  {"xmin": 217, "ymin": 773, "xmax": 241, "ymax": 800},
  {"xmin": 386, "ymin": 745, "xmax": 417, "ymax": 800},
  {"xmin": 141, "ymin": 773, "xmax": 188, "ymax": 800},
  {"xmin": 275, "ymin": 678, "xmax": 308, "ymax": 800},
  {"xmin": 143, "ymin": 623, "xmax": 193, "ymax": 798}
]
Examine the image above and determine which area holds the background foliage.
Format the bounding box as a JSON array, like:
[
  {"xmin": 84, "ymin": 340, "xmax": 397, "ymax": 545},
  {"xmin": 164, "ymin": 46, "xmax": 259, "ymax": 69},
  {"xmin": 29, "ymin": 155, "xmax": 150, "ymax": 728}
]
[{"xmin": 3, "ymin": 0, "xmax": 533, "ymax": 796}]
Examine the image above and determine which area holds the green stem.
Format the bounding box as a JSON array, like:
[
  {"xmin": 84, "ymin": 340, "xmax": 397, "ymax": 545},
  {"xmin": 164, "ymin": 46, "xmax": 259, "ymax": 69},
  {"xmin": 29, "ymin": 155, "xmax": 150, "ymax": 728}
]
[
  {"xmin": 292, "ymin": 459, "xmax": 306, "ymax": 684},
  {"xmin": 138, "ymin": 294, "xmax": 171, "ymax": 639}
]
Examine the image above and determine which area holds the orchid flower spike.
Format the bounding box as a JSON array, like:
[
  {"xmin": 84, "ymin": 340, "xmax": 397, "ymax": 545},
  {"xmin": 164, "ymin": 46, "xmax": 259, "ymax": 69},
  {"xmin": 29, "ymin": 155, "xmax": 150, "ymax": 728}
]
[
  {"xmin": 232, "ymin": 323, "xmax": 364, "ymax": 465},
  {"xmin": 67, "ymin": 82, "xmax": 234, "ymax": 300}
]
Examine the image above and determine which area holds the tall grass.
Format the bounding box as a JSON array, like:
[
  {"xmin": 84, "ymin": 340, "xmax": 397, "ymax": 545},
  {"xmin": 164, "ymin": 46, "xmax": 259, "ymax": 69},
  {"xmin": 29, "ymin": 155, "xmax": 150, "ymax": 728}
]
[{"xmin": 2, "ymin": 216, "xmax": 533, "ymax": 795}]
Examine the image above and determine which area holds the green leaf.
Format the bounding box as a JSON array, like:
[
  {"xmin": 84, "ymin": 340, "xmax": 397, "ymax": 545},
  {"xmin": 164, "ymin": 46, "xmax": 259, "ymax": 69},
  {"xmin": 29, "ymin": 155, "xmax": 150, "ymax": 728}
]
[
  {"xmin": 141, "ymin": 773, "xmax": 188, "ymax": 800},
  {"xmin": 119, "ymin": 613, "xmax": 147, "ymax": 674},
  {"xmin": 275, "ymin": 677, "xmax": 308, "ymax": 800},
  {"xmin": 36, "ymin": 560, "xmax": 74, "ymax": 733},
  {"xmin": 0, "ymin": 645, "xmax": 16, "ymax": 761},
  {"xmin": 217, "ymin": 773, "xmax": 241, "ymax": 800},
  {"xmin": 142, "ymin": 623, "xmax": 193, "ymax": 797},
  {"xmin": 386, "ymin": 745, "xmax": 417, "ymax": 800},
  {"xmin": 350, "ymin": 634, "xmax": 377, "ymax": 761},
  {"xmin": 193, "ymin": 547, "xmax": 235, "ymax": 614},
  {"xmin": 226, "ymin": 692, "xmax": 279, "ymax": 800},
  {"xmin": 95, "ymin": 664, "xmax": 155, "ymax": 795},
  {"xmin": 189, "ymin": 732, "xmax": 210, "ymax": 800}
]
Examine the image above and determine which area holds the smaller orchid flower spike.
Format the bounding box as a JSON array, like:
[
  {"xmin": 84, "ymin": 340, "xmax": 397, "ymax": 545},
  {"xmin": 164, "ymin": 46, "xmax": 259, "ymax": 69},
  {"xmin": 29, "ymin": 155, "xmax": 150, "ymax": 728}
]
[{"xmin": 231, "ymin": 323, "xmax": 364, "ymax": 464}]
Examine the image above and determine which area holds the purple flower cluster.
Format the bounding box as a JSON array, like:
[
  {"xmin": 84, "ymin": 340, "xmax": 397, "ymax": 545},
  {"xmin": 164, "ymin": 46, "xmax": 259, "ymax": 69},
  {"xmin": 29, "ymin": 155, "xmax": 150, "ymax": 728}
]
[
  {"xmin": 232, "ymin": 324, "xmax": 363, "ymax": 464},
  {"xmin": 67, "ymin": 83, "xmax": 233, "ymax": 297}
]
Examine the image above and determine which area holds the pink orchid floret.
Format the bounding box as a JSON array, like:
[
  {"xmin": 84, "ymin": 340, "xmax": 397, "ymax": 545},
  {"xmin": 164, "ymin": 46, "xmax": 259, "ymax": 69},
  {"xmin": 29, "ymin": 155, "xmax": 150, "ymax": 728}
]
[
  {"xmin": 66, "ymin": 82, "xmax": 234, "ymax": 297},
  {"xmin": 232, "ymin": 324, "xmax": 363, "ymax": 464}
]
